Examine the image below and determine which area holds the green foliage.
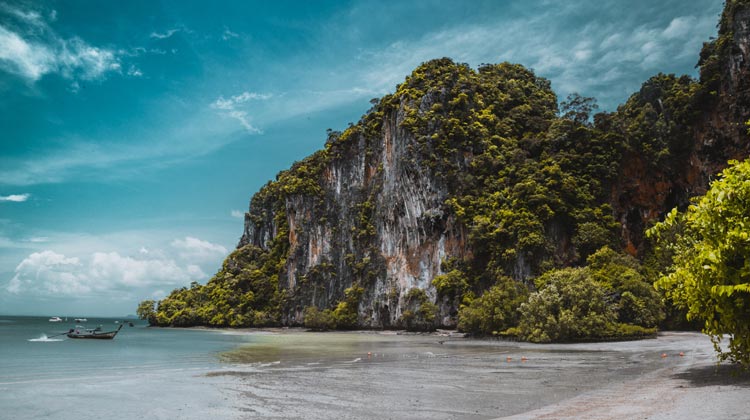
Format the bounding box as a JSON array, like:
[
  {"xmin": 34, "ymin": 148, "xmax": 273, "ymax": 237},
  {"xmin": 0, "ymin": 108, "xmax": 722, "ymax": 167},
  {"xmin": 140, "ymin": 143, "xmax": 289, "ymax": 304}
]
[
  {"xmin": 303, "ymin": 306, "xmax": 335, "ymax": 331},
  {"xmin": 142, "ymin": 3, "xmax": 739, "ymax": 338},
  {"xmin": 331, "ymin": 286, "xmax": 364, "ymax": 329},
  {"xmin": 386, "ymin": 58, "xmax": 632, "ymax": 281},
  {"xmin": 613, "ymin": 73, "xmax": 700, "ymax": 168},
  {"xmin": 136, "ymin": 300, "xmax": 156, "ymax": 324},
  {"xmin": 696, "ymin": 0, "xmax": 749, "ymax": 100},
  {"xmin": 149, "ymin": 245, "xmax": 284, "ymax": 327},
  {"xmin": 560, "ymin": 93, "xmax": 598, "ymax": 125},
  {"xmin": 519, "ymin": 268, "xmax": 616, "ymax": 343},
  {"xmin": 572, "ymin": 220, "xmax": 618, "ymax": 262},
  {"xmin": 457, "ymin": 276, "xmax": 528, "ymax": 335},
  {"xmin": 432, "ymin": 269, "xmax": 470, "ymax": 298},
  {"xmin": 519, "ymin": 248, "xmax": 661, "ymax": 343},
  {"xmin": 648, "ymin": 159, "xmax": 750, "ymax": 367},
  {"xmin": 586, "ymin": 246, "xmax": 664, "ymax": 328},
  {"xmin": 400, "ymin": 288, "xmax": 438, "ymax": 331}
]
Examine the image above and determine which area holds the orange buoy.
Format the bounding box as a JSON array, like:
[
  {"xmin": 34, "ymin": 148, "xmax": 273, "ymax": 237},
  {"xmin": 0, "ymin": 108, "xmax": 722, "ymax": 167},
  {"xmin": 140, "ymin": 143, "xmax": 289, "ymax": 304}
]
[
  {"xmin": 661, "ymin": 353, "xmax": 668, "ymax": 358},
  {"xmin": 506, "ymin": 356, "xmax": 512, "ymax": 362},
  {"xmin": 679, "ymin": 352, "xmax": 685, "ymax": 357},
  {"xmin": 521, "ymin": 356, "xmax": 528, "ymax": 362}
]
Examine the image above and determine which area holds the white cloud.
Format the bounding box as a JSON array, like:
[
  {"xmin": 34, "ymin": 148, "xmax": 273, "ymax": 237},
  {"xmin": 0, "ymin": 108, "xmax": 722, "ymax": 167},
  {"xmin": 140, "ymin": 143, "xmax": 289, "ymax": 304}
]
[
  {"xmin": 0, "ymin": 6, "xmax": 121, "ymax": 83},
  {"xmin": 663, "ymin": 16, "xmax": 696, "ymax": 39},
  {"xmin": 0, "ymin": 193, "xmax": 30, "ymax": 202},
  {"xmin": 210, "ymin": 91, "xmax": 271, "ymax": 134},
  {"xmin": 222, "ymin": 28, "xmax": 239, "ymax": 41},
  {"xmin": 127, "ymin": 65, "xmax": 143, "ymax": 77},
  {"xmin": 57, "ymin": 37, "xmax": 121, "ymax": 79},
  {"xmin": 212, "ymin": 91, "xmax": 273, "ymax": 109},
  {"xmin": 171, "ymin": 236, "xmax": 228, "ymax": 263},
  {"xmin": 231, "ymin": 210, "xmax": 245, "ymax": 219},
  {"xmin": 0, "ymin": 25, "xmax": 54, "ymax": 80},
  {"xmin": 0, "ymin": 4, "xmax": 45, "ymax": 26},
  {"xmin": 7, "ymin": 250, "xmax": 83, "ymax": 294},
  {"xmin": 6, "ymin": 249, "xmax": 207, "ymax": 297},
  {"xmin": 89, "ymin": 251, "xmax": 205, "ymax": 287},
  {"xmin": 150, "ymin": 28, "xmax": 179, "ymax": 39},
  {"xmin": 341, "ymin": 6, "xmax": 718, "ymax": 110}
]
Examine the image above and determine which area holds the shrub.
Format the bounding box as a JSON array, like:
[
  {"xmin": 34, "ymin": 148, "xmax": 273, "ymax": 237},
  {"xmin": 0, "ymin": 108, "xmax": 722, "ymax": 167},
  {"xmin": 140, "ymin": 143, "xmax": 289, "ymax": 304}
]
[
  {"xmin": 331, "ymin": 286, "xmax": 364, "ymax": 329},
  {"xmin": 519, "ymin": 268, "xmax": 616, "ymax": 342},
  {"xmin": 400, "ymin": 288, "xmax": 438, "ymax": 331},
  {"xmin": 586, "ymin": 246, "xmax": 664, "ymax": 328},
  {"xmin": 303, "ymin": 306, "xmax": 335, "ymax": 330},
  {"xmin": 457, "ymin": 276, "xmax": 528, "ymax": 335},
  {"xmin": 648, "ymin": 159, "xmax": 750, "ymax": 367}
]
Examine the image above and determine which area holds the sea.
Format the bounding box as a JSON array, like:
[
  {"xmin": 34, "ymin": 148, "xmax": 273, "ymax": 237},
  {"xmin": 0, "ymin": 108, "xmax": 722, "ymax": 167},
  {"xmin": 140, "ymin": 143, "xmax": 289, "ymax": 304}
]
[
  {"xmin": 1, "ymin": 316, "xmax": 709, "ymax": 420},
  {"xmin": 0, "ymin": 316, "xmax": 252, "ymax": 420}
]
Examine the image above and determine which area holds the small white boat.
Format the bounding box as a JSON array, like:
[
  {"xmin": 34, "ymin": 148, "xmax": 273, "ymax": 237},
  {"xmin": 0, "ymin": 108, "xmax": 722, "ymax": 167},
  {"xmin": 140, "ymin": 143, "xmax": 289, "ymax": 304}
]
[
  {"xmin": 49, "ymin": 316, "xmax": 63, "ymax": 322},
  {"xmin": 74, "ymin": 318, "xmax": 87, "ymax": 322}
]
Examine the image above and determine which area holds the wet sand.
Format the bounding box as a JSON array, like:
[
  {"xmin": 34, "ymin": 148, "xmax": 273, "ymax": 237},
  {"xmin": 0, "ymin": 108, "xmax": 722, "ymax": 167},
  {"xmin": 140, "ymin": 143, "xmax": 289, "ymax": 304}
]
[{"xmin": 210, "ymin": 331, "xmax": 750, "ymax": 419}]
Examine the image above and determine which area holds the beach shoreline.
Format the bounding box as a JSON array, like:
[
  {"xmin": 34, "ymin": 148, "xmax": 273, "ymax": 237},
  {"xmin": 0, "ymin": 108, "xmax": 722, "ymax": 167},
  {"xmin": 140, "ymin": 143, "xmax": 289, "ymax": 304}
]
[{"xmin": 205, "ymin": 331, "xmax": 749, "ymax": 419}]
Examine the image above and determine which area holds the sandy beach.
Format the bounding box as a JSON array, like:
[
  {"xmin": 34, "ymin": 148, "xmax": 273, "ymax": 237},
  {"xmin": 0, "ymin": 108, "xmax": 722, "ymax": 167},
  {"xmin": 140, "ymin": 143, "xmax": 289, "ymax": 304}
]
[
  {"xmin": 210, "ymin": 331, "xmax": 749, "ymax": 419},
  {"xmin": 498, "ymin": 333, "xmax": 750, "ymax": 420}
]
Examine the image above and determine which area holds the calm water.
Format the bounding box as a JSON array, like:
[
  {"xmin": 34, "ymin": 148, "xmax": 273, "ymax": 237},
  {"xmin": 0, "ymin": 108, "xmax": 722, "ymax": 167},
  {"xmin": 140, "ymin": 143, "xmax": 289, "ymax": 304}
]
[
  {"xmin": 0, "ymin": 316, "xmax": 699, "ymax": 419},
  {"xmin": 0, "ymin": 316, "xmax": 255, "ymax": 420}
]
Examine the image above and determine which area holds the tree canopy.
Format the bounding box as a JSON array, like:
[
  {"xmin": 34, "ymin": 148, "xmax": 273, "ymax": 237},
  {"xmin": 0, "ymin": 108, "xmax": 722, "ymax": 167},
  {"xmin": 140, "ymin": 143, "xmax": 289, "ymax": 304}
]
[{"xmin": 648, "ymin": 159, "xmax": 750, "ymax": 367}]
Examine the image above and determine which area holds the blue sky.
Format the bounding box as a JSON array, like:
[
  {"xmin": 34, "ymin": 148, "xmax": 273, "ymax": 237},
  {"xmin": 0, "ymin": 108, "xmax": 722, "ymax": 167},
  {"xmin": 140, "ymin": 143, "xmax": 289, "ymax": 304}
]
[{"xmin": 0, "ymin": 0, "xmax": 722, "ymax": 316}]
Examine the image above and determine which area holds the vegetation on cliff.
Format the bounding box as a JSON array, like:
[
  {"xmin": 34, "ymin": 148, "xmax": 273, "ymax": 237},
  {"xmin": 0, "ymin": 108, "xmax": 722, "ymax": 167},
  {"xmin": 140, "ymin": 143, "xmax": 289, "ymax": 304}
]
[
  {"xmin": 145, "ymin": 56, "xmax": 670, "ymax": 335},
  {"xmin": 140, "ymin": 2, "xmax": 750, "ymax": 355},
  {"xmin": 649, "ymin": 159, "xmax": 750, "ymax": 367}
]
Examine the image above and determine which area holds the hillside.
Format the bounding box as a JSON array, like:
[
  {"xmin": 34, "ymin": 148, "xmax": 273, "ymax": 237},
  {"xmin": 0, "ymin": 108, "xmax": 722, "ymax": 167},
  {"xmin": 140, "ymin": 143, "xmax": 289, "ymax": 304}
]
[{"xmin": 143, "ymin": 1, "xmax": 750, "ymax": 337}]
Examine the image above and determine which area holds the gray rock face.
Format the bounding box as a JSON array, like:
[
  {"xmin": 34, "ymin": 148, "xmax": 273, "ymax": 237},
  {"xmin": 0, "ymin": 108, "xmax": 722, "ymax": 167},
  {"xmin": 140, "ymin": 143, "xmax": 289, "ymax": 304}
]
[{"xmin": 239, "ymin": 101, "xmax": 470, "ymax": 328}]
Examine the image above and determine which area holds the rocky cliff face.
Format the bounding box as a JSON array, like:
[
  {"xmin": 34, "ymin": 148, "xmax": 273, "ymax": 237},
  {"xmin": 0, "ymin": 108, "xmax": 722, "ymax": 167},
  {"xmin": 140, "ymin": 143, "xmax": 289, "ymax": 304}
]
[
  {"xmin": 233, "ymin": 2, "xmax": 750, "ymax": 329},
  {"xmin": 612, "ymin": 1, "xmax": 750, "ymax": 255},
  {"xmin": 239, "ymin": 96, "xmax": 473, "ymax": 328},
  {"xmin": 152, "ymin": 2, "xmax": 750, "ymax": 330}
]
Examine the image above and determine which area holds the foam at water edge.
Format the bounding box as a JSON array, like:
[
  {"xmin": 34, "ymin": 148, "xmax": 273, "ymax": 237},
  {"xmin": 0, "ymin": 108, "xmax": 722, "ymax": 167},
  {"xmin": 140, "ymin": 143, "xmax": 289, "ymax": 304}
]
[{"xmin": 28, "ymin": 334, "xmax": 64, "ymax": 342}]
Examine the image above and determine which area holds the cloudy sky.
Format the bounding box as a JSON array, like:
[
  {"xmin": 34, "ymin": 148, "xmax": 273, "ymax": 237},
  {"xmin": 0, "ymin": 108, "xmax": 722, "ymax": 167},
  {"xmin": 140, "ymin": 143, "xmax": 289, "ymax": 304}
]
[{"xmin": 0, "ymin": 0, "xmax": 722, "ymax": 316}]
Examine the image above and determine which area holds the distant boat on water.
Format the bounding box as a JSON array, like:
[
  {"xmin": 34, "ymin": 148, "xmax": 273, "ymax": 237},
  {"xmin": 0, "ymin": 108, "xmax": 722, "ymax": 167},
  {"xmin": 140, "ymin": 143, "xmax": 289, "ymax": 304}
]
[
  {"xmin": 67, "ymin": 324, "xmax": 123, "ymax": 340},
  {"xmin": 49, "ymin": 317, "xmax": 62, "ymax": 322},
  {"xmin": 74, "ymin": 318, "xmax": 87, "ymax": 322}
]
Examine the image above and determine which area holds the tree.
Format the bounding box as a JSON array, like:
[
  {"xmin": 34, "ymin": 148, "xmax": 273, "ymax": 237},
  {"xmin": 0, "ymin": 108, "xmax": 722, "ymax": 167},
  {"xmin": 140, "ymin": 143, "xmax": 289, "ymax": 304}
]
[
  {"xmin": 457, "ymin": 276, "xmax": 527, "ymax": 335},
  {"xmin": 560, "ymin": 93, "xmax": 598, "ymax": 125},
  {"xmin": 518, "ymin": 267, "xmax": 615, "ymax": 342},
  {"xmin": 586, "ymin": 246, "xmax": 663, "ymax": 328},
  {"xmin": 648, "ymin": 159, "xmax": 750, "ymax": 367},
  {"xmin": 136, "ymin": 300, "xmax": 156, "ymax": 324},
  {"xmin": 303, "ymin": 306, "xmax": 335, "ymax": 330}
]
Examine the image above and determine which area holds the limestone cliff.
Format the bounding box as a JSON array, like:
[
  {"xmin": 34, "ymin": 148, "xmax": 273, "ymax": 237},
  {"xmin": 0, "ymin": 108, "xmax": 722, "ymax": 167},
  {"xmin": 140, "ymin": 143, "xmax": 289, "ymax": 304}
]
[
  {"xmin": 150, "ymin": 1, "xmax": 750, "ymax": 330},
  {"xmin": 239, "ymin": 5, "xmax": 750, "ymax": 328},
  {"xmin": 613, "ymin": 0, "xmax": 750, "ymax": 254},
  {"xmin": 239, "ymin": 108, "xmax": 473, "ymax": 327}
]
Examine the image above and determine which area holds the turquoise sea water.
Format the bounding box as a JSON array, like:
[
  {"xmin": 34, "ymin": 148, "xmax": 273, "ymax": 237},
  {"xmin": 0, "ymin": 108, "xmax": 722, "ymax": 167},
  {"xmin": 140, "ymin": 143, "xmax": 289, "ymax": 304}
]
[
  {"xmin": 1, "ymin": 316, "xmax": 706, "ymax": 419},
  {"xmin": 0, "ymin": 316, "xmax": 252, "ymax": 420}
]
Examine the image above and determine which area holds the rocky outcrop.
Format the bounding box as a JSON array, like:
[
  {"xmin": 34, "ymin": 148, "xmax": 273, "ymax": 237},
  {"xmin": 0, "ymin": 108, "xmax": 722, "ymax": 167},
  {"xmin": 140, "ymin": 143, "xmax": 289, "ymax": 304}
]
[
  {"xmin": 613, "ymin": 1, "xmax": 750, "ymax": 255},
  {"xmin": 154, "ymin": 2, "xmax": 750, "ymax": 330},
  {"xmin": 239, "ymin": 98, "xmax": 473, "ymax": 328}
]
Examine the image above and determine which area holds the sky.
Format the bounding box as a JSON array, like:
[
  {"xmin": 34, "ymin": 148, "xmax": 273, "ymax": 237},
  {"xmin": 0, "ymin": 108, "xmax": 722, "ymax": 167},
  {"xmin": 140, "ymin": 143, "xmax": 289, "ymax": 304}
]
[{"xmin": 0, "ymin": 0, "xmax": 723, "ymax": 317}]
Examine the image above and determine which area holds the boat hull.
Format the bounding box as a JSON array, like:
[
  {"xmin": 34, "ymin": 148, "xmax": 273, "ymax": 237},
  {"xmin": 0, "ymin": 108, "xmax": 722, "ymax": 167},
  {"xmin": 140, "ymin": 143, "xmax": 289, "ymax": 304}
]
[
  {"xmin": 66, "ymin": 324, "xmax": 122, "ymax": 340},
  {"xmin": 66, "ymin": 332, "xmax": 118, "ymax": 339}
]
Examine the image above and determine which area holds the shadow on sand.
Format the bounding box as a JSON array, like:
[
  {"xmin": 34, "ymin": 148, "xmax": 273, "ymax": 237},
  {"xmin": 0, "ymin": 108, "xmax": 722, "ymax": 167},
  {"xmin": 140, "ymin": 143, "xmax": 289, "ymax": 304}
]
[{"xmin": 672, "ymin": 364, "xmax": 750, "ymax": 388}]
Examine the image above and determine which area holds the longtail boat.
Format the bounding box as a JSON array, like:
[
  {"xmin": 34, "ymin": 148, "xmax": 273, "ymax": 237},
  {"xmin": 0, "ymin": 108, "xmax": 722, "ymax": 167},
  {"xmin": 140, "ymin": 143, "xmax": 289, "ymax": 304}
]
[{"xmin": 67, "ymin": 324, "xmax": 123, "ymax": 340}]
